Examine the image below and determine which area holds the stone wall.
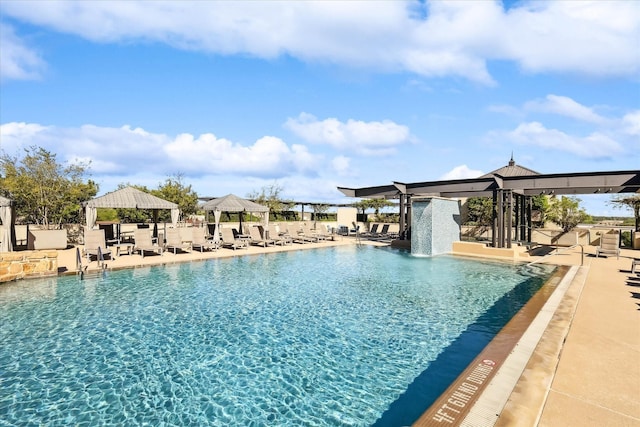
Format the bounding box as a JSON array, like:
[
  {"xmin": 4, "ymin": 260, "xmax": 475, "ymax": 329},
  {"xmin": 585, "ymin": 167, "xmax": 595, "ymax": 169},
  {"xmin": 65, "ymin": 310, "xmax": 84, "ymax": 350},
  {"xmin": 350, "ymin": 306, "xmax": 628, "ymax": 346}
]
[{"xmin": 0, "ymin": 251, "xmax": 59, "ymax": 283}]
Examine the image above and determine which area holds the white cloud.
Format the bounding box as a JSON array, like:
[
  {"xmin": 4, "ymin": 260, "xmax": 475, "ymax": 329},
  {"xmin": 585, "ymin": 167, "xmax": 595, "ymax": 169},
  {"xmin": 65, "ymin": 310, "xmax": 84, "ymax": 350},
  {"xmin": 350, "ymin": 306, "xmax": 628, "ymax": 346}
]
[
  {"xmin": 163, "ymin": 134, "xmax": 320, "ymax": 176},
  {"xmin": 0, "ymin": 23, "xmax": 45, "ymax": 81},
  {"xmin": 284, "ymin": 113, "xmax": 411, "ymax": 155},
  {"xmin": 331, "ymin": 155, "xmax": 352, "ymax": 176},
  {"xmin": 503, "ymin": 1, "xmax": 640, "ymax": 77},
  {"xmin": 0, "ymin": 122, "xmax": 321, "ymax": 178},
  {"xmin": 524, "ymin": 95, "xmax": 607, "ymax": 124},
  {"xmin": 621, "ymin": 111, "xmax": 640, "ymax": 136},
  {"xmin": 2, "ymin": 1, "xmax": 638, "ymax": 83},
  {"xmin": 502, "ymin": 121, "xmax": 624, "ymax": 159},
  {"xmin": 440, "ymin": 165, "xmax": 484, "ymax": 180}
]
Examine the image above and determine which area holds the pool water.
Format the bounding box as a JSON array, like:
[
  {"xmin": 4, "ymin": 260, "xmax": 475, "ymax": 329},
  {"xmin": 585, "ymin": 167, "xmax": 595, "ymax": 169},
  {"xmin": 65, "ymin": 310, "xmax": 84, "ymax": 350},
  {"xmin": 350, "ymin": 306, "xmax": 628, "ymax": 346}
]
[{"xmin": 0, "ymin": 246, "xmax": 556, "ymax": 426}]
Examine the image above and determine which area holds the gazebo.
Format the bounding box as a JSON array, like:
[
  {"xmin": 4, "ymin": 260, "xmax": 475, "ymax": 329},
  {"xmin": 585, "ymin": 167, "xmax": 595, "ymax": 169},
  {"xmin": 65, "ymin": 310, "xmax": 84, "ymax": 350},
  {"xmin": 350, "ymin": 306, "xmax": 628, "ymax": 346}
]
[
  {"xmin": 201, "ymin": 194, "xmax": 269, "ymax": 243},
  {"xmin": 84, "ymin": 187, "xmax": 180, "ymax": 238},
  {"xmin": 0, "ymin": 196, "xmax": 15, "ymax": 252}
]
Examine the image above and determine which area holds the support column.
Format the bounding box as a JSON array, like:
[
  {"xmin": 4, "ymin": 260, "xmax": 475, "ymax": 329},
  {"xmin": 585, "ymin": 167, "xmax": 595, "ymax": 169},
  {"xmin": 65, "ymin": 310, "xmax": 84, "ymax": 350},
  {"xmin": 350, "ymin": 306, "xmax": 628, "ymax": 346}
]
[
  {"xmin": 497, "ymin": 190, "xmax": 504, "ymax": 248},
  {"xmin": 406, "ymin": 195, "xmax": 412, "ymax": 240},
  {"xmin": 514, "ymin": 195, "xmax": 520, "ymax": 241},
  {"xmin": 492, "ymin": 190, "xmax": 498, "ymax": 248},
  {"xmin": 527, "ymin": 197, "xmax": 532, "ymax": 243},
  {"xmin": 506, "ymin": 190, "xmax": 513, "ymax": 249},
  {"xmin": 399, "ymin": 195, "xmax": 406, "ymax": 239},
  {"xmin": 520, "ymin": 195, "xmax": 527, "ymax": 242}
]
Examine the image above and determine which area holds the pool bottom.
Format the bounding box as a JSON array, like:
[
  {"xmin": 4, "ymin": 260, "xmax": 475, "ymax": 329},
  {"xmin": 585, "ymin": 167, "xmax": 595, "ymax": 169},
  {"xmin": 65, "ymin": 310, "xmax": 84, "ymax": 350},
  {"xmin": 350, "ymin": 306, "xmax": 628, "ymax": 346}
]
[{"xmin": 413, "ymin": 265, "xmax": 573, "ymax": 427}]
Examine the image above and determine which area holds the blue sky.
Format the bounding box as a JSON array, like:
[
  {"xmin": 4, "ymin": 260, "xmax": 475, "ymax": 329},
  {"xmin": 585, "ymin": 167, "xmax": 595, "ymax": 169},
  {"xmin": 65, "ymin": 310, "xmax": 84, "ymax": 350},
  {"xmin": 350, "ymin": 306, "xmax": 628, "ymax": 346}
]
[{"xmin": 1, "ymin": 1, "xmax": 639, "ymax": 216}]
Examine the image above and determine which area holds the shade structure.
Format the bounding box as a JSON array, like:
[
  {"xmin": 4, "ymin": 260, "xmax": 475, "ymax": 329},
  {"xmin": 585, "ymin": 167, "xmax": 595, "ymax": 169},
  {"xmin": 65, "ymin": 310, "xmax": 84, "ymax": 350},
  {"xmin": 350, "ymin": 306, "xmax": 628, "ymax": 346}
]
[
  {"xmin": 84, "ymin": 187, "xmax": 180, "ymax": 236},
  {"xmin": 202, "ymin": 194, "xmax": 269, "ymax": 235},
  {"xmin": 0, "ymin": 196, "xmax": 14, "ymax": 252}
]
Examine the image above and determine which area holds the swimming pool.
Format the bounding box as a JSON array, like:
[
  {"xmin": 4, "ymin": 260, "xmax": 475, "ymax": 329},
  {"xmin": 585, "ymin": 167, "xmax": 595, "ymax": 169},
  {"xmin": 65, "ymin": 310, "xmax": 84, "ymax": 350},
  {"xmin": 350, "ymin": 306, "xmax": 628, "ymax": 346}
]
[{"xmin": 0, "ymin": 245, "xmax": 556, "ymax": 426}]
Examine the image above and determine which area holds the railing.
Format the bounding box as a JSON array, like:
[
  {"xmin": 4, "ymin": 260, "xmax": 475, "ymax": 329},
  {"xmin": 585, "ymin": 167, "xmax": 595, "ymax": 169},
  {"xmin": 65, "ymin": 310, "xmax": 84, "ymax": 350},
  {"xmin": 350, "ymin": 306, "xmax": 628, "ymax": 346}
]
[
  {"xmin": 76, "ymin": 247, "xmax": 83, "ymax": 279},
  {"xmin": 527, "ymin": 244, "xmax": 584, "ymax": 266}
]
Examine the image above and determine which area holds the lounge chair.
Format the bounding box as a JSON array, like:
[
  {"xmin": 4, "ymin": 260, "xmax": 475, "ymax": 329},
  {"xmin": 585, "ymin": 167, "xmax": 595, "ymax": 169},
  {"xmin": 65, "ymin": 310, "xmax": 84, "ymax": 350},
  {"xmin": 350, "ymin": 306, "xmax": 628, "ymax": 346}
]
[
  {"xmin": 133, "ymin": 229, "xmax": 163, "ymax": 258},
  {"xmin": 286, "ymin": 225, "xmax": 313, "ymax": 243},
  {"xmin": 247, "ymin": 226, "xmax": 275, "ymax": 247},
  {"xmin": 360, "ymin": 223, "xmax": 380, "ymax": 238},
  {"xmin": 302, "ymin": 223, "xmax": 324, "ymax": 241},
  {"xmin": 314, "ymin": 223, "xmax": 333, "ymax": 241},
  {"xmin": 370, "ymin": 224, "xmax": 390, "ymax": 239},
  {"xmin": 83, "ymin": 229, "xmax": 112, "ymax": 263},
  {"xmin": 596, "ymin": 231, "xmax": 620, "ymax": 259},
  {"xmin": 268, "ymin": 224, "xmax": 291, "ymax": 245},
  {"xmin": 220, "ymin": 227, "xmax": 247, "ymax": 250},
  {"xmin": 165, "ymin": 228, "xmax": 191, "ymax": 254},
  {"xmin": 191, "ymin": 227, "xmax": 218, "ymax": 252}
]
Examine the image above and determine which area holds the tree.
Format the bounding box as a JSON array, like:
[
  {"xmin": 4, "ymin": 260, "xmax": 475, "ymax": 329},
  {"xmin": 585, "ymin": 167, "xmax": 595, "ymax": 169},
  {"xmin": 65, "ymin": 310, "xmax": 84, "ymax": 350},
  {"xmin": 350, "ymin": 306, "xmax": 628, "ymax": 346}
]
[
  {"xmin": 352, "ymin": 198, "xmax": 394, "ymax": 219},
  {"xmin": 609, "ymin": 195, "xmax": 640, "ymax": 232},
  {"xmin": 311, "ymin": 203, "xmax": 329, "ymax": 222},
  {"xmin": 0, "ymin": 146, "xmax": 98, "ymax": 228},
  {"xmin": 247, "ymin": 182, "xmax": 294, "ymax": 214},
  {"xmin": 464, "ymin": 197, "xmax": 493, "ymax": 226},
  {"xmin": 546, "ymin": 196, "xmax": 589, "ymax": 232},
  {"xmin": 152, "ymin": 174, "xmax": 199, "ymax": 222}
]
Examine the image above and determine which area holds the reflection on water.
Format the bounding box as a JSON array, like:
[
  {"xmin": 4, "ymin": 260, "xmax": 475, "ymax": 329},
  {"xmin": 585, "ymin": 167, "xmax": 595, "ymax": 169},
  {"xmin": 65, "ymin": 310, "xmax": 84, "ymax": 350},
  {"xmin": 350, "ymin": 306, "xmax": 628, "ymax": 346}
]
[{"xmin": 0, "ymin": 277, "xmax": 58, "ymax": 304}]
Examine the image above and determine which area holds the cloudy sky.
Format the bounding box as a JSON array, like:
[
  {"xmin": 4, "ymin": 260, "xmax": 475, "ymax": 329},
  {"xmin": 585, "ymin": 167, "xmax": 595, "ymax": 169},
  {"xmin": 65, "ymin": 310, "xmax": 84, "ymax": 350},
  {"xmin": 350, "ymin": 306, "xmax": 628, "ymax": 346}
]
[{"xmin": 1, "ymin": 0, "xmax": 638, "ymax": 215}]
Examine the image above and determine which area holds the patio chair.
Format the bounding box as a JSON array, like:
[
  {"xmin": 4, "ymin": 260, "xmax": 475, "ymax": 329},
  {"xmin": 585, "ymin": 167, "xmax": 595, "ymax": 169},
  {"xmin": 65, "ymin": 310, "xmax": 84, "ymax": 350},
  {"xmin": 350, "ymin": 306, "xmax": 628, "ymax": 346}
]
[
  {"xmin": 302, "ymin": 223, "xmax": 324, "ymax": 241},
  {"xmin": 247, "ymin": 225, "xmax": 275, "ymax": 247},
  {"xmin": 83, "ymin": 229, "xmax": 112, "ymax": 263},
  {"xmin": 268, "ymin": 224, "xmax": 291, "ymax": 246},
  {"xmin": 313, "ymin": 223, "xmax": 333, "ymax": 241},
  {"xmin": 285, "ymin": 224, "xmax": 313, "ymax": 244},
  {"xmin": 360, "ymin": 223, "xmax": 380, "ymax": 238},
  {"xmin": 220, "ymin": 227, "xmax": 248, "ymax": 250},
  {"xmin": 165, "ymin": 228, "xmax": 192, "ymax": 254},
  {"xmin": 369, "ymin": 224, "xmax": 390, "ymax": 239},
  {"xmin": 191, "ymin": 227, "xmax": 218, "ymax": 252},
  {"xmin": 596, "ymin": 231, "xmax": 620, "ymax": 259},
  {"xmin": 133, "ymin": 229, "xmax": 163, "ymax": 258}
]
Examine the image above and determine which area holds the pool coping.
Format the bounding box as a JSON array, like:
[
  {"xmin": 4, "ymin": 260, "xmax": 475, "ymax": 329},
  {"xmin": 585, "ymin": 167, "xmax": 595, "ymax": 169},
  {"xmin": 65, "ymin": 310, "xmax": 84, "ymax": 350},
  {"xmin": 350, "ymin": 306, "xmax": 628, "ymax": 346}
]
[{"xmin": 413, "ymin": 263, "xmax": 581, "ymax": 427}]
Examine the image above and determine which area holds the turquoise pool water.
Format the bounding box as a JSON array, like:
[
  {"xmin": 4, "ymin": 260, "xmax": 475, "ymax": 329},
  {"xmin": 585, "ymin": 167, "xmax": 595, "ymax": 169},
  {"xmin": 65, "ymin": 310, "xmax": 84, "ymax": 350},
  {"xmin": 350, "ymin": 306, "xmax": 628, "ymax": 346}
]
[{"xmin": 0, "ymin": 246, "xmax": 555, "ymax": 426}]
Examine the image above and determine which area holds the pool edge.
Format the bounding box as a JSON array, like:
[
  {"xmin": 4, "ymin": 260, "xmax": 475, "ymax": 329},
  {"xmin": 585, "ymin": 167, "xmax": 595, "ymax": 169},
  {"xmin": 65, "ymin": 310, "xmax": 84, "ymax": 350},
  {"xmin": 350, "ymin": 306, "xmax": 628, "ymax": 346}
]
[{"xmin": 412, "ymin": 264, "xmax": 581, "ymax": 427}]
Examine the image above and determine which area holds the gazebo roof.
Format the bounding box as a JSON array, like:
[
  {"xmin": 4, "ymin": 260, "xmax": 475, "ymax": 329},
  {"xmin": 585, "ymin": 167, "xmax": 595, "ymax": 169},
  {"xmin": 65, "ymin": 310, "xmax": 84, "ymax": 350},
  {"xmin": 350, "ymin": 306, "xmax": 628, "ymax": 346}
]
[
  {"xmin": 85, "ymin": 186, "xmax": 178, "ymax": 210},
  {"xmin": 479, "ymin": 156, "xmax": 540, "ymax": 178},
  {"xmin": 201, "ymin": 194, "xmax": 269, "ymax": 212}
]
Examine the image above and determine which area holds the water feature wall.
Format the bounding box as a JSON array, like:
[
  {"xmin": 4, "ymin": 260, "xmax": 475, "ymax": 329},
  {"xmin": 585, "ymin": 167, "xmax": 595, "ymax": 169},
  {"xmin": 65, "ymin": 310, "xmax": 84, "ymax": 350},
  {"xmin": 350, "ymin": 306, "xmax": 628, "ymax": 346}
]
[{"xmin": 411, "ymin": 197, "xmax": 461, "ymax": 256}]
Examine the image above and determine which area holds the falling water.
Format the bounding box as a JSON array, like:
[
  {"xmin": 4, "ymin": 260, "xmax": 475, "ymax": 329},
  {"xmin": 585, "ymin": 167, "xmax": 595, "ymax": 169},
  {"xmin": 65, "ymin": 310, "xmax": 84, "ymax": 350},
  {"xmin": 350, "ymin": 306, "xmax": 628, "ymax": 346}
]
[{"xmin": 411, "ymin": 197, "xmax": 461, "ymax": 256}]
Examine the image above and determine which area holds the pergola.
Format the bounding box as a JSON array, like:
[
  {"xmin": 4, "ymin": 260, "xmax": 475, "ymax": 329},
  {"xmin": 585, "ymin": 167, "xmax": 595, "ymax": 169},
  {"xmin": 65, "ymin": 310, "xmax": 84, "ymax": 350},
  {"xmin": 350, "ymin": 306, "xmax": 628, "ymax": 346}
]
[{"xmin": 338, "ymin": 159, "xmax": 640, "ymax": 248}]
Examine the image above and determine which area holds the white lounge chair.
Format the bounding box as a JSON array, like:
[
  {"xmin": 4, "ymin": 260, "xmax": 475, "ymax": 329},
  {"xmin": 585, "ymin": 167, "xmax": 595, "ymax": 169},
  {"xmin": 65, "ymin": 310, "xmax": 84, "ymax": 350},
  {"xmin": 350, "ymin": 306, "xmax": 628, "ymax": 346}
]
[
  {"xmin": 133, "ymin": 229, "xmax": 163, "ymax": 258},
  {"xmin": 596, "ymin": 231, "xmax": 620, "ymax": 259},
  {"xmin": 248, "ymin": 226, "xmax": 275, "ymax": 247},
  {"xmin": 83, "ymin": 229, "xmax": 112, "ymax": 263},
  {"xmin": 191, "ymin": 227, "xmax": 218, "ymax": 252},
  {"xmin": 220, "ymin": 227, "xmax": 247, "ymax": 250},
  {"xmin": 268, "ymin": 224, "xmax": 291, "ymax": 246},
  {"xmin": 165, "ymin": 228, "xmax": 191, "ymax": 254}
]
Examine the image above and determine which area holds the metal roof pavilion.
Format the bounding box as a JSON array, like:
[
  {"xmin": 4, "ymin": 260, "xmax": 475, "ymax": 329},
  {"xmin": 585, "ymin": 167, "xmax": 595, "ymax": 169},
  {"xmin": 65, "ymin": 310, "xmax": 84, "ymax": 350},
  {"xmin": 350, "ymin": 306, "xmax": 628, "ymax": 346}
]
[{"xmin": 338, "ymin": 159, "xmax": 640, "ymax": 248}]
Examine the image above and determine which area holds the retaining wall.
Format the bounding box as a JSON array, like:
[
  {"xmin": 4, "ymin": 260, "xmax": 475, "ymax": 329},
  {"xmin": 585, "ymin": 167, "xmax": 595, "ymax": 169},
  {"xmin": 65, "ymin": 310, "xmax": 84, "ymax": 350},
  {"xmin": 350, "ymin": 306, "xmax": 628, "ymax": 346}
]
[{"xmin": 0, "ymin": 251, "xmax": 59, "ymax": 283}]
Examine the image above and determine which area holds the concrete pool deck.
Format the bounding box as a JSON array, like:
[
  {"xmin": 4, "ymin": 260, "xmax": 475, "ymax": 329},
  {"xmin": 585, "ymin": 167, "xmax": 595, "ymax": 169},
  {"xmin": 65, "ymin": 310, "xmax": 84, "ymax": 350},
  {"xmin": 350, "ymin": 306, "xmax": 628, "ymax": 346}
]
[{"xmin": 47, "ymin": 238, "xmax": 640, "ymax": 426}]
